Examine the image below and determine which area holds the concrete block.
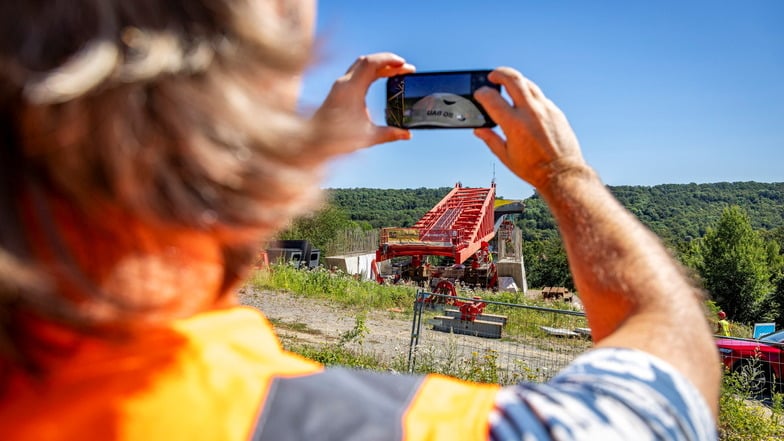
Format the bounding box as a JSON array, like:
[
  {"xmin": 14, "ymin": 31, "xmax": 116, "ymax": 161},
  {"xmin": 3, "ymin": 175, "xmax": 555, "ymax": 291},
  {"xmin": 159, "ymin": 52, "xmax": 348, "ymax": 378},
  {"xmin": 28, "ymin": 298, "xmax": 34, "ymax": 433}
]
[
  {"xmin": 444, "ymin": 308, "xmax": 508, "ymax": 325},
  {"xmin": 428, "ymin": 316, "xmax": 503, "ymax": 339}
]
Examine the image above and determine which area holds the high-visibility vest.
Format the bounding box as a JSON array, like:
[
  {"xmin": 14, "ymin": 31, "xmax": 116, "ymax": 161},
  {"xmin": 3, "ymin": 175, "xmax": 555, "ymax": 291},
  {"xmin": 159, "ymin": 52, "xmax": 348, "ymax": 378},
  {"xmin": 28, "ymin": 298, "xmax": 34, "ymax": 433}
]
[
  {"xmin": 0, "ymin": 307, "xmax": 499, "ymax": 440},
  {"xmin": 719, "ymin": 319, "xmax": 730, "ymax": 337}
]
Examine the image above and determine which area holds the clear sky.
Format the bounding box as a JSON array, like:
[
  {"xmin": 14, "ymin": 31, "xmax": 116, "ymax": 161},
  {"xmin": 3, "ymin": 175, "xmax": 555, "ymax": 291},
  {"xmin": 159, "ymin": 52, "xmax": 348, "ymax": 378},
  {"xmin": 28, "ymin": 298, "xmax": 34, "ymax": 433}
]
[{"xmin": 300, "ymin": 0, "xmax": 783, "ymax": 199}]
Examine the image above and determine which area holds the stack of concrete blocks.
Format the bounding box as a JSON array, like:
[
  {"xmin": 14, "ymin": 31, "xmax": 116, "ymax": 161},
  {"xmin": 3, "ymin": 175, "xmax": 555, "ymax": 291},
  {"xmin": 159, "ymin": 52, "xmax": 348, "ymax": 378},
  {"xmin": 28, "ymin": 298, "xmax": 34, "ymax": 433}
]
[{"xmin": 428, "ymin": 309, "xmax": 508, "ymax": 339}]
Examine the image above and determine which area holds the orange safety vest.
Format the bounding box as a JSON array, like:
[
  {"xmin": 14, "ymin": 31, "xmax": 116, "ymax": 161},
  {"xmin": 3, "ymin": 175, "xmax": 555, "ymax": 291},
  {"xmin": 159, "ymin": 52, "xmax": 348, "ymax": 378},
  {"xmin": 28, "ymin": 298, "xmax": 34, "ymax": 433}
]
[{"xmin": 0, "ymin": 307, "xmax": 499, "ymax": 440}]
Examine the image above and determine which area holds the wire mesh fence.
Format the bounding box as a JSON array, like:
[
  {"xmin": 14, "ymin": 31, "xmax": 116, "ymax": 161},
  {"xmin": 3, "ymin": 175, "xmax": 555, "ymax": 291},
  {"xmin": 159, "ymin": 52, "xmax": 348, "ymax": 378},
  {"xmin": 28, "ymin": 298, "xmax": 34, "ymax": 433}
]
[
  {"xmin": 717, "ymin": 335, "xmax": 784, "ymax": 395},
  {"xmin": 408, "ymin": 291, "xmax": 592, "ymax": 385}
]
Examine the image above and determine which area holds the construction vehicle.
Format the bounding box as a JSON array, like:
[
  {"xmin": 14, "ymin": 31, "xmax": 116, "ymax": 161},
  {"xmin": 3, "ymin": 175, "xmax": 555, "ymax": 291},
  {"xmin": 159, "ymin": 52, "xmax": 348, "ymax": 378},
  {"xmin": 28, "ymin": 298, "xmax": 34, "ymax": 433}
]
[
  {"xmin": 371, "ymin": 182, "xmax": 519, "ymax": 338},
  {"xmin": 260, "ymin": 240, "xmax": 321, "ymax": 269},
  {"xmin": 372, "ymin": 182, "xmax": 519, "ymax": 294}
]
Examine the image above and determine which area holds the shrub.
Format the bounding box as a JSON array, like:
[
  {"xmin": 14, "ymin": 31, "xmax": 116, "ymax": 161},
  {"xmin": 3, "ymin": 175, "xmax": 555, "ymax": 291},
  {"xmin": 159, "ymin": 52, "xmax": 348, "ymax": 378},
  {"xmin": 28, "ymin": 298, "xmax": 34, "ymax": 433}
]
[{"xmin": 719, "ymin": 364, "xmax": 784, "ymax": 440}]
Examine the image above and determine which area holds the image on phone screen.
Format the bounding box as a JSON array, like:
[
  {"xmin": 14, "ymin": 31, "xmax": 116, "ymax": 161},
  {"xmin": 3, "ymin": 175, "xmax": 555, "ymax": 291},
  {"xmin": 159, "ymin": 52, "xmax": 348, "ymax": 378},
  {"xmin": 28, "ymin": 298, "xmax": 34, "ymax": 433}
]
[{"xmin": 386, "ymin": 71, "xmax": 498, "ymax": 129}]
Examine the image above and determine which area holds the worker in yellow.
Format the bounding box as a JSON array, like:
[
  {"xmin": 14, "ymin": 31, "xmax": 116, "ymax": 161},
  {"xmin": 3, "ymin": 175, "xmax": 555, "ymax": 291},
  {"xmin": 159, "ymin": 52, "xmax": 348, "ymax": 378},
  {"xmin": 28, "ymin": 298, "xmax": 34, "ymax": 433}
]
[
  {"xmin": 717, "ymin": 311, "xmax": 731, "ymax": 336},
  {"xmin": 0, "ymin": 1, "xmax": 719, "ymax": 440}
]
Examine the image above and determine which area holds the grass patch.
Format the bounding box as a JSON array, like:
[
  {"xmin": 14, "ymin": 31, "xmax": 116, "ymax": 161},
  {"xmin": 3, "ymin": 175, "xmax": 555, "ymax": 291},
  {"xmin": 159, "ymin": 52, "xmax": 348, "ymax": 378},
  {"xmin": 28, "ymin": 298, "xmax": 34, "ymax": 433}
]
[
  {"xmin": 285, "ymin": 343, "xmax": 389, "ymax": 370},
  {"xmin": 719, "ymin": 367, "xmax": 784, "ymax": 440},
  {"xmin": 248, "ymin": 265, "xmax": 417, "ymax": 311},
  {"xmin": 267, "ymin": 318, "xmax": 324, "ymax": 336}
]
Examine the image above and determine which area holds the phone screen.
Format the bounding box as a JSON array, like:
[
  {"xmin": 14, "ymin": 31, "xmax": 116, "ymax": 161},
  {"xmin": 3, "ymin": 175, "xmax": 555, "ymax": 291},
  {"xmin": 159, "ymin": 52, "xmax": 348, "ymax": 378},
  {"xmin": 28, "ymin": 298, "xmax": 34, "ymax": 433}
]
[
  {"xmin": 405, "ymin": 74, "xmax": 472, "ymax": 97},
  {"xmin": 386, "ymin": 71, "xmax": 498, "ymax": 129}
]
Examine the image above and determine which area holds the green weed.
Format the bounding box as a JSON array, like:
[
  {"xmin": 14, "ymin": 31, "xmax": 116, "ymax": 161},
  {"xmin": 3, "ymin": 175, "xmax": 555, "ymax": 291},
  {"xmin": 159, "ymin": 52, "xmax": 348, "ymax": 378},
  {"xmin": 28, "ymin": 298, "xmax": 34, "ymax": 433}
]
[
  {"xmin": 719, "ymin": 366, "xmax": 784, "ymax": 440},
  {"xmin": 248, "ymin": 265, "xmax": 416, "ymax": 310},
  {"xmin": 268, "ymin": 318, "xmax": 323, "ymax": 336},
  {"xmin": 338, "ymin": 314, "xmax": 369, "ymax": 347}
]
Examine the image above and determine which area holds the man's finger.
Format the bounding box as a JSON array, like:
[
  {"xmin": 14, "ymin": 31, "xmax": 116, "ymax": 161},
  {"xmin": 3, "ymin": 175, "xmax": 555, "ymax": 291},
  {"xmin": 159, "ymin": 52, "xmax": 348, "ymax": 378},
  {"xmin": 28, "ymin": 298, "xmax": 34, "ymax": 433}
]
[
  {"xmin": 487, "ymin": 67, "xmax": 536, "ymax": 109},
  {"xmin": 474, "ymin": 86, "xmax": 517, "ymax": 128},
  {"xmin": 473, "ymin": 128, "xmax": 507, "ymax": 159},
  {"xmin": 526, "ymin": 78, "xmax": 545, "ymax": 100},
  {"xmin": 377, "ymin": 62, "xmax": 416, "ymax": 79},
  {"xmin": 344, "ymin": 53, "xmax": 414, "ymax": 91},
  {"xmin": 371, "ymin": 126, "xmax": 412, "ymax": 146}
]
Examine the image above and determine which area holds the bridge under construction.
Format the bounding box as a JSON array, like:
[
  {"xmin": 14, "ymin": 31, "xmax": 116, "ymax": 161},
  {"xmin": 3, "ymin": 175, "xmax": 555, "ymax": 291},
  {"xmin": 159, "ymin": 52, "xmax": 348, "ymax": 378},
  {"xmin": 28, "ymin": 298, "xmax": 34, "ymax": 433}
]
[{"xmin": 371, "ymin": 182, "xmax": 527, "ymax": 294}]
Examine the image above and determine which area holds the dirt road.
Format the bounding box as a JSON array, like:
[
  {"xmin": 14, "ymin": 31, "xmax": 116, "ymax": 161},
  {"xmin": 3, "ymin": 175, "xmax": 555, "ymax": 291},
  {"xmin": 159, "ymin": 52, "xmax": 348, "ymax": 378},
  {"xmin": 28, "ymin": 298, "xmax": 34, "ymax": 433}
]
[{"xmin": 238, "ymin": 287, "xmax": 414, "ymax": 359}]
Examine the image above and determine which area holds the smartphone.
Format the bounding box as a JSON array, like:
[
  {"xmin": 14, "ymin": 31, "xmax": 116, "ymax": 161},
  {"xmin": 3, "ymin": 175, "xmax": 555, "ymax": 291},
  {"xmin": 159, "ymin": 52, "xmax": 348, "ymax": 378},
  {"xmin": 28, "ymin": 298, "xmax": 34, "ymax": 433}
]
[{"xmin": 386, "ymin": 70, "xmax": 499, "ymax": 129}]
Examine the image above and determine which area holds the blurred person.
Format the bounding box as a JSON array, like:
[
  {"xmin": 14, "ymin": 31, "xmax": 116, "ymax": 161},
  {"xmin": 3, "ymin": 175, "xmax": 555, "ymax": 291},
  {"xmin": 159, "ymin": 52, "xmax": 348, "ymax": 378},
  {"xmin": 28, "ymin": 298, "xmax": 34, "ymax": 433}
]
[
  {"xmin": 0, "ymin": 1, "xmax": 719, "ymax": 440},
  {"xmin": 716, "ymin": 311, "xmax": 731, "ymax": 336}
]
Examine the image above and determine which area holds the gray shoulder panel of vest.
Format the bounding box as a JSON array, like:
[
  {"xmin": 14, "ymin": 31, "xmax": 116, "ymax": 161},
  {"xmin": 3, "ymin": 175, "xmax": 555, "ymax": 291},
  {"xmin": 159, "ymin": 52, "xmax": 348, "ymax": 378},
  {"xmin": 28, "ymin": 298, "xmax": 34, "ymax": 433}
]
[{"xmin": 252, "ymin": 367, "xmax": 425, "ymax": 441}]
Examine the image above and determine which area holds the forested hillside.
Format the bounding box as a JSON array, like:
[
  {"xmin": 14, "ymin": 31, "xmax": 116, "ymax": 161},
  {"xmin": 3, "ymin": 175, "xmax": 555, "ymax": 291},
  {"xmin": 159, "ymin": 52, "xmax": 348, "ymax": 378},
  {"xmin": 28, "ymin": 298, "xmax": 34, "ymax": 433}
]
[
  {"xmin": 328, "ymin": 182, "xmax": 784, "ymax": 243},
  {"xmin": 328, "ymin": 187, "xmax": 453, "ymax": 228},
  {"xmin": 615, "ymin": 182, "xmax": 784, "ymax": 241},
  {"xmin": 305, "ymin": 183, "xmax": 784, "ymax": 325}
]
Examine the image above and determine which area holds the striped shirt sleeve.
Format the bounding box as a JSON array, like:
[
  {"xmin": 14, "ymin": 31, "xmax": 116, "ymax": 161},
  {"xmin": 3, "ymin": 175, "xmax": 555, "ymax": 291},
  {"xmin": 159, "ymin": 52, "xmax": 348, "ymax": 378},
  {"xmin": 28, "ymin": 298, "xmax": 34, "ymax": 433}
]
[{"xmin": 489, "ymin": 347, "xmax": 717, "ymax": 440}]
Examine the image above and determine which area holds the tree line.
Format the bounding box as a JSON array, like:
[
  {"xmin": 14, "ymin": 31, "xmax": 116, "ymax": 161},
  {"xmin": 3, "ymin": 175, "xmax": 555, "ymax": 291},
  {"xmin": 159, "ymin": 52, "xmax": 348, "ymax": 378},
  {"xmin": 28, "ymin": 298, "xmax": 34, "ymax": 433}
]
[{"xmin": 278, "ymin": 182, "xmax": 784, "ymax": 327}]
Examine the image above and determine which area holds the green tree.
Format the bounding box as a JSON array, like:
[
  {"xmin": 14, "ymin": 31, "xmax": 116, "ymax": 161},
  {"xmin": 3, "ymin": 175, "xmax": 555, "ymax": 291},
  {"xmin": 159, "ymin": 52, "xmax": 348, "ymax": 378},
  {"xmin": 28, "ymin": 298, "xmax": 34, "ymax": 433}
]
[
  {"xmin": 277, "ymin": 205, "xmax": 357, "ymax": 255},
  {"xmin": 763, "ymin": 229, "xmax": 784, "ymax": 326},
  {"xmin": 771, "ymin": 271, "xmax": 784, "ymax": 329},
  {"xmin": 692, "ymin": 206, "xmax": 773, "ymax": 324},
  {"xmin": 763, "ymin": 226, "xmax": 784, "ymax": 252},
  {"xmin": 523, "ymin": 236, "xmax": 574, "ymax": 290}
]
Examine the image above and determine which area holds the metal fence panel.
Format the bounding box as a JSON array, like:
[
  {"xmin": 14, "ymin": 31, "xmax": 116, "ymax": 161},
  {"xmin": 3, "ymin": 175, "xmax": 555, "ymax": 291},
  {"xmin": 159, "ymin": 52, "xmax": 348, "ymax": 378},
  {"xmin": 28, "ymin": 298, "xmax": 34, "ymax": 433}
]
[
  {"xmin": 408, "ymin": 291, "xmax": 592, "ymax": 385},
  {"xmin": 717, "ymin": 335, "xmax": 784, "ymax": 395}
]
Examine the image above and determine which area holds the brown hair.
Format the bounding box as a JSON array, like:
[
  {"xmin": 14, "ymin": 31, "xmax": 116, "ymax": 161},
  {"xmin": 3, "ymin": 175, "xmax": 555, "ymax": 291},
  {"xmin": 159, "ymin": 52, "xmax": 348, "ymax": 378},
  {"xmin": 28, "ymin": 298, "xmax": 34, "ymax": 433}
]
[{"xmin": 0, "ymin": 0, "xmax": 324, "ymax": 371}]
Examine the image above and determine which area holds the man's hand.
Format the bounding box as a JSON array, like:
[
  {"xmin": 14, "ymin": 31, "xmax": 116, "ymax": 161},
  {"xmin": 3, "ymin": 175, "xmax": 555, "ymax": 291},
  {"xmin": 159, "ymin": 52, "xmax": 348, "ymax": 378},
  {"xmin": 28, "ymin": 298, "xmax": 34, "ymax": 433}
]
[
  {"xmin": 312, "ymin": 52, "xmax": 415, "ymax": 157},
  {"xmin": 473, "ymin": 67, "xmax": 587, "ymax": 191}
]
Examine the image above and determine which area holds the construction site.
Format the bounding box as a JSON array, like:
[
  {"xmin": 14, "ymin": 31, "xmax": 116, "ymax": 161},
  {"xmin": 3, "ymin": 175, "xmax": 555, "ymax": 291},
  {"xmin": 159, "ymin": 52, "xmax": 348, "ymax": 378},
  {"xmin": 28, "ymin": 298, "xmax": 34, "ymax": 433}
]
[
  {"xmin": 324, "ymin": 182, "xmax": 527, "ymax": 294},
  {"xmin": 254, "ymin": 182, "xmax": 587, "ymax": 369},
  {"xmin": 325, "ymin": 182, "xmax": 529, "ymax": 339},
  {"xmin": 255, "ymin": 182, "xmax": 531, "ymax": 338}
]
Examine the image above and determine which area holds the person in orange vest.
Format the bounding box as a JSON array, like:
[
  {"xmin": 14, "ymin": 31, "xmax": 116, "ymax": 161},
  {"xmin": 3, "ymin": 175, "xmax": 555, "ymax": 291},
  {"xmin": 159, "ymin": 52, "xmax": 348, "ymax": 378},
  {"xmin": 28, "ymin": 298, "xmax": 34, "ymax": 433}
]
[{"xmin": 0, "ymin": 1, "xmax": 719, "ymax": 440}]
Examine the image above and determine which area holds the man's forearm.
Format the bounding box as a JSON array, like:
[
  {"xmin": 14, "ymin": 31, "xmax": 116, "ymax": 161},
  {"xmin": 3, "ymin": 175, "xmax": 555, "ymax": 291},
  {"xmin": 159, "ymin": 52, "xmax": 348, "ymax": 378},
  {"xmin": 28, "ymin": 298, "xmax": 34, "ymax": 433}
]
[
  {"xmin": 539, "ymin": 165, "xmax": 721, "ymax": 415},
  {"xmin": 471, "ymin": 65, "xmax": 720, "ymax": 416}
]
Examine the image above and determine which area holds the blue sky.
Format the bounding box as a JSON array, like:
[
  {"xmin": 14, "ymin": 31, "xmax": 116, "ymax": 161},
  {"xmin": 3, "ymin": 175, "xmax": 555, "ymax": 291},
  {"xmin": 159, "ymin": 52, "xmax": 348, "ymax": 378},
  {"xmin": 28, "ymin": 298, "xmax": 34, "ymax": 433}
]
[{"xmin": 301, "ymin": 0, "xmax": 783, "ymax": 199}]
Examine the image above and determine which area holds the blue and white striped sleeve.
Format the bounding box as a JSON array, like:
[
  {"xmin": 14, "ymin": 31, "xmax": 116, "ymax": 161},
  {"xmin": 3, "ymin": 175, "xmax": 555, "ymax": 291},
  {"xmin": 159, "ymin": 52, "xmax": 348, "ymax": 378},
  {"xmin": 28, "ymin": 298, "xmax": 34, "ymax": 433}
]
[{"xmin": 489, "ymin": 348, "xmax": 717, "ymax": 440}]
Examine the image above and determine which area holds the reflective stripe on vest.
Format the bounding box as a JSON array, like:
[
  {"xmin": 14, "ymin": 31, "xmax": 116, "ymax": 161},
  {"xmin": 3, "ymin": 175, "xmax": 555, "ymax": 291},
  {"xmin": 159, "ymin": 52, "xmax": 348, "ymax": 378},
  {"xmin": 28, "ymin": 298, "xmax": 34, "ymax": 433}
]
[
  {"xmin": 254, "ymin": 369, "xmax": 500, "ymax": 440},
  {"xmin": 254, "ymin": 368, "xmax": 423, "ymax": 440}
]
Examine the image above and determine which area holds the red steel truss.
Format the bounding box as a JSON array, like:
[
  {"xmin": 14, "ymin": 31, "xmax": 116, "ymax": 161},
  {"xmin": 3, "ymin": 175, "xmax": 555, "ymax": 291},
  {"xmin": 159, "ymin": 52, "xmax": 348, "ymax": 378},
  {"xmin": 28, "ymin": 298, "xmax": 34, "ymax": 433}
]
[{"xmin": 376, "ymin": 182, "xmax": 496, "ymax": 264}]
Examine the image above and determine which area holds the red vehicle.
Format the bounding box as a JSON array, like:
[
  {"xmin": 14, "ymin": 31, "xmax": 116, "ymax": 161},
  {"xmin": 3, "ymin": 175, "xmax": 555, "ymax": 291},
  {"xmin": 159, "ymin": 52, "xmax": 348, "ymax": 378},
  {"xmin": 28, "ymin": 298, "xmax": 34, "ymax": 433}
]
[{"xmin": 716, "ymin": 329, "xmax": 784, "ymax": 393}]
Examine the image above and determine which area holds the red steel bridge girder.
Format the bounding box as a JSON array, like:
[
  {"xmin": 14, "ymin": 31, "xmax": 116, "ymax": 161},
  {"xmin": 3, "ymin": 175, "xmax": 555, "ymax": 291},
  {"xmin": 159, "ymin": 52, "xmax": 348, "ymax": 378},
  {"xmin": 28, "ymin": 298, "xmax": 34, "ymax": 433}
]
[{"xmin": 376, "ymin": 182, "xmax": 496, "ymax": 265}]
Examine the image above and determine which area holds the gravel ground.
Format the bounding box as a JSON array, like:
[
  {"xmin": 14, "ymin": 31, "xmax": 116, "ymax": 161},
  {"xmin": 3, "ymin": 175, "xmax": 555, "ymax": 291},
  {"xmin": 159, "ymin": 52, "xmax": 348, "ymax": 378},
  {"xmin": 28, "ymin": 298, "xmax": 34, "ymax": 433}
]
[
  {"xmin": 237, "ymin": 287, "xmax": 414, "ymax": 360},
  {"xmin": 236, "ymin": 287, "xmax": 590, "ymax": 381}
]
